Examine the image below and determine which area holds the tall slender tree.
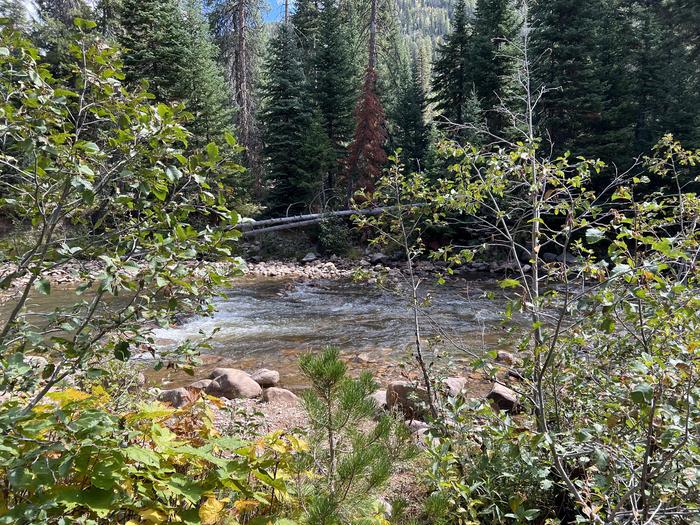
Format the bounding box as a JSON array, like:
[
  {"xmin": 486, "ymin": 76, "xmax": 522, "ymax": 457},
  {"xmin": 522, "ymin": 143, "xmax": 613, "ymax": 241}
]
[
  {"xmin": 118, "ymin": 0, "xmax": 191, "ymax": 101},
  {"xmin": 260, "ymin": 23, "xmax": 315, "ymax": 213},
  {"xmin": 531, "ymin": 0, "xmax": 607, "ymax": 155},
  {"xmin": 431, "ymin": 0, "xmax": 472, "ymax": 133},
  {"xmin": 292, "ymin": 0, "xmax": 321, "ymax": 68},
  {"xmin": 208, "ymin": 0, "xmax": 265, "ymax": 193},
  {"xmin": 180, "ymin": 0, "xmax": 233, "ymax": 145},
  {"xmin": 313, "ymin": 0, "xmax": 356, "ymax": 195},
  {"xmin": 347, "ymin": 0, "xmax": 387, "ymax": 197},
  {"xmin": 392, "ymin": 57, "xmax": 429, "ymax": 172},
  {"xmin": 470, "ymin": 0, "xmax": 520, "ymax": 134}
]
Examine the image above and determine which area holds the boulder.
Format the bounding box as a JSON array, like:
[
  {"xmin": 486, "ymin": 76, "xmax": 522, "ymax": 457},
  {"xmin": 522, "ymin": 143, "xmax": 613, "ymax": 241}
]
[
  {"xmin": 208, "ymin": 368, "xmax": 262, "ymax": 399},
  {"xmin": 262, "ymin": 387, "xmax": 299, "ymax": 405},
  {"xmin": 250, "ymin": 369, "xmax": 280, "ymax": 388},
  {"xmin": 386, "ymin": 381, "xmax": 430, "ymax": 419},
  {"xmin": 189, "ymin": 378, "xmax": 214, "ymax": 390},
  {"xmin": 301, "ymin": 252, "xmax": 317, "ymax": 263},
  {"xmin": 158, "ymin": 387, "xmax": 197, "ymax": 408},
  {"xmin": 25, "ymin": 355, "xmax": 48, "ymax": 370},
  {"xmin": 442, "ymin": 376, "xmax": 467, "ymax": 397},
  {"xmin": 352, "ymin": 352, "xmax": 373, "ymax": 364},
  {"xmin": 368, "ymin": 389, "xmax": 387, "ymax": 410},
  {"xmin": 486, "ymin": 383, "xmax": 519, "ymax": 413},
  {"xmin": 496, "ymin": 351, "xmax": 516, "ymax": 365},
  {"xmin": 555, "ymin": 251, "xmax": 577, "ymax": 264},
  {"xmin": 370, "ymin": 252, "xmax": 388, "ymax": 265}
]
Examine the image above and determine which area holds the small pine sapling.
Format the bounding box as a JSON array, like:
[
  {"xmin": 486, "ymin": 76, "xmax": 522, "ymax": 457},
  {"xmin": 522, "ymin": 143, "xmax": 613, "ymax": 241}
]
[{"xmin": 298, "ymin": 348, "xmax": 415, "ymax": 524}]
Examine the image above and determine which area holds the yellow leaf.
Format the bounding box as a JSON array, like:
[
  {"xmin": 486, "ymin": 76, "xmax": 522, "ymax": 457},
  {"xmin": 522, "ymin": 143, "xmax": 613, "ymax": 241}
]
[
  {"xmin": 199, "ymin": 496, "xmax": 225, "ymax": 525},
  {"xmin": 139, "ymin": 508, "xmax": 167, "ymax": 524},
  {"xmin": 47, "ymin": 388, "xmax": 90, "ymax": 406},
  {"xmin": 288, "ymin": 435, "xmax": 309, "ymax": 452},
  {"xmin": 125, "ymin": 521, "xmax": 140, "ymax": 525},
  {"xmin": 233, "ymin": 499, "xmax": 258, "ymax": 514}
]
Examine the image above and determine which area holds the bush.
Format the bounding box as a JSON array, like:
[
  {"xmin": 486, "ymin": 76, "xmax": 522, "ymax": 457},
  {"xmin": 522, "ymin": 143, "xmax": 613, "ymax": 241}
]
[
  {"xmin": 317, "ymin": 217, "xmax": 353, "ymax": 257},
  {"xmin": 0, "ymin": 388, "xmax": 305, "ymax": 524}
]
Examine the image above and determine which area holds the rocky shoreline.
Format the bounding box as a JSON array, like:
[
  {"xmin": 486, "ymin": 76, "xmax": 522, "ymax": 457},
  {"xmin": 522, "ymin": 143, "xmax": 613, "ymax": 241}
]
[{"xmin": 155, "ymin": 349, "xmax": 525, "ymax": 443}]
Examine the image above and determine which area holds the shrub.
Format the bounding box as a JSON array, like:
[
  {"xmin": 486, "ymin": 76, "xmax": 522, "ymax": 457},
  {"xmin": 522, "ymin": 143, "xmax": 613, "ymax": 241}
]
[
  {"xmin": 0, "ymin": 388, "xmax": 305, "ymax": 524},
  {"xmin": 317, "ymin": 217, "xmax": 353, "ymax": 257}
]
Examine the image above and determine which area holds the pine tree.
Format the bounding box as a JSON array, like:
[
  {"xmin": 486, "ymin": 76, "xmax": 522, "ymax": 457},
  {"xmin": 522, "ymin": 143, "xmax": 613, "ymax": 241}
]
[
  {"xmin": 627, "ymin": 0, "xmax": 699, "ymax": 154},
  {"xmin": 531, "ymin": 0, "xmax": 607, "ymax": 155},
  {"xmin": 119, "ymin": 0, "xmax": 232, "ymax": 145},
  {"xmin": 180, "ymin": 0, "xmax": 233, "ymax": 146},
  {"xmin": 299, "ymin": 348, "xmax": 414, "ymax": 524},
  {"xmin": 393, "ymin": 58, "xmax": 429, "ymax": 173},
  {"xmin": 470, "ymin": 0, "xmax": 520, "ymax": 134},
  {"xmin": 313, "ymin": 0, "xmax": 356, "ymax": 189},
  {"xmin": 292, "ymin": 0, "xmax": 321, "ymax": 68},
  {"xmin": 208, "ymin": 0, "xmax": 265, "ymax": 195},
  {"xmin": 431, "ymin": 0, "xmax": 472, "ymax": 133},
  {"xmin": 346, "ymin": 0, "xmax": 387, "ymax": 198},
  {"xmin": 260, "ymin": 23, "xmax": 315, "ymax": 213},
  {"xmin": 118, "ymin": 0, "xmax": 191, "ymax": 102}
]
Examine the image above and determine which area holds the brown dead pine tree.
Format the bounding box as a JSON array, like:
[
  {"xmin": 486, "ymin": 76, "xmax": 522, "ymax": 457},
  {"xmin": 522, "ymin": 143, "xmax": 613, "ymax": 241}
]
[{"xmin": 346, "ymin": 0, "xmax": 387, "ymax": 202}]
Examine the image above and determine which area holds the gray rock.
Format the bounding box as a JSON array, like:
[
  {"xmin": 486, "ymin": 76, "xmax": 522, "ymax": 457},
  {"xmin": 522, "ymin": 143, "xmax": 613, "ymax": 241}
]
[
  {"xmin": 189, "ymin": 378, "xmax": 214, "ymax": 390},
  {"xmin": 486, "ymin": 383, "xmax": 519, "ymax": 413},
  {"xmin": 262, "ymin": 387, "xmax": 299, "ymax": 405},
  {"xmin": 496, "ymin": 351, "xmax": 516, "ymax": 365},
  {"xmin": 158, "ymin": 387, "xmax": 197, "ymax": 408},
  {"xmin": 250, "ymin": 368, "xmax": 280, "ymax": 388},
  {"xmin": 386, "ymin": 381, "xmax": 430, "ymax": 419},
  {"xmin": 370, "ymin": 252, "xmax": 388, "ymax": 265},
  {"xmin": 25, "ymin": 355, "xmax": 48, "ymax": 370},
  {"xmin": 208, "ymin": 368, "xmax": 262, "ymax": 399},
  {"xmin": 301, "ymin": 252, "xmax": 317, "ymax": 263},
  {"xmin": 442, "ymin": 376, "xmax": 467, "ymax": 397},
  {"xmin": 541, "ymin": 252, "xmax": 558, "ymax": 263},
  {"xmin": 368, "ymin": 389, "xmax": 387, "ymax": 410},
  {"xmin": 555, "ymin": 251, "xmax": 577, "ymax": 263},
  {"xmin": 352, "ymin": 352, "xmax": 373, "ymax": 364}
]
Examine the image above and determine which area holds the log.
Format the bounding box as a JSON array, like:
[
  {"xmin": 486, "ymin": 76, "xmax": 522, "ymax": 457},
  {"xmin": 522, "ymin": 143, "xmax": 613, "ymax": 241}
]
[{"xmin": 239, "ymin": 204, "xmax": 424, "ymax": 237}]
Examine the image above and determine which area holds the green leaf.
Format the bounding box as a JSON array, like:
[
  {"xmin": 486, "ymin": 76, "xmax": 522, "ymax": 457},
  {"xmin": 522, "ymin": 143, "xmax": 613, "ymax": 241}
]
[
  {"xmin": 585, "ymin": 227, "xmax": 605, "ymax": 244},
  {"xmin": 113, "ymin": 341, "xmax": 130, "ymax": 361},
  {"xmin": 34, "ymin": 278, "xmax": 51, "ymax": 295},
  {"xmin": 630, "ymin": 383, "xmax": 654, "ymax": 404},
  {"xmin": 73, "ymin": 18, "xmax": 97, "ymax": 30},
  {"xmin": 206, "ymin": 142, "xmax": 219, "ymax": 161},
  {"xmin": 123, "ymin": 446, "xmax": 161, "ymax": 468},
  {"xmin": 499, "ymin": 278, "xmax": 520, "ymax": 289},
  {"xmin": 600, "ymin": 317, "xmax": 615, "ymax": 334}
]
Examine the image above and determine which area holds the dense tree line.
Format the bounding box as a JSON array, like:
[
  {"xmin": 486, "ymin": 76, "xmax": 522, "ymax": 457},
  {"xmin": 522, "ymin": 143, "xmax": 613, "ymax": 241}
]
[{"xmin": 2, "ymin": 0, "xmax": 697, "ymax": 214}]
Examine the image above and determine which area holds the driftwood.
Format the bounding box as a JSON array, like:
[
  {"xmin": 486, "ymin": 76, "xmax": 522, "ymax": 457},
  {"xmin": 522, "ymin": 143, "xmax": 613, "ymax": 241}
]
[{"xmin": 239, "ymin": 205, "xmax": 423, "ymax": 237}]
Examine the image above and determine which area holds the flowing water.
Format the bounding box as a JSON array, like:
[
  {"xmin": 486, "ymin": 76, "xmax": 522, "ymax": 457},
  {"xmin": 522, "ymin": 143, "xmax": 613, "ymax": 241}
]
[
  {"xmin": 2, "ymin": 275, "xmax": 521, "ymax": 389},
  {"xmin": 151, "ymin": 276, "xmax": 519, "ymax": 389}
]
